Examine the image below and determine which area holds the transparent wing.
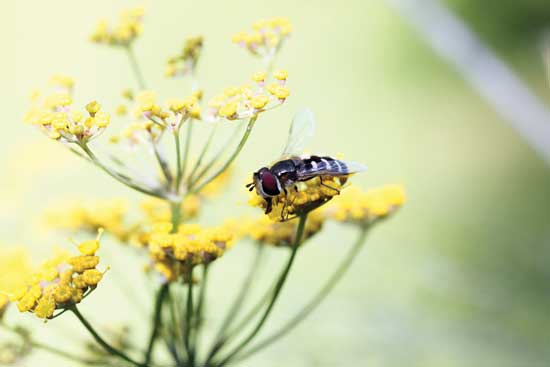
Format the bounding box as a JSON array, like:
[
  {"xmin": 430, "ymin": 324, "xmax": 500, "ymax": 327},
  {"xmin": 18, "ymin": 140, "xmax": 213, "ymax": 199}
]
[
  {"xmin": 342, "ymin": 161, "xmax": 368, "ymax": 174},
  {"xmin": 281, "ymin": 108, "xmax": 316, "ymax": 157}
]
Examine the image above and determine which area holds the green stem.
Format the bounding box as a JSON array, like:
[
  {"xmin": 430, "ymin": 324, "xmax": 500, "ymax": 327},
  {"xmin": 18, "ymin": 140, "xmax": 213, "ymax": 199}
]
[
  {"xmin": 79, "ymin": 143, "xmax": 165, "ymax": 199},
  {"xmin": 171, "ymin": 201, "xmax": 182, "ymax": 231},
  {"xmin": 174, "ymin": 129, "xmax": 183, "ymax": 193},
  {"xmin": 184, "ymin": 266, "xmax": 195, "ymax": 365},
  {"xmin": 188, "ymin": 122, "xmax": 244, "ymax": 191},
  {"xmin": 186, "ymin": 124, "xmax": 219, "ymax": 187},
  {"xmin": 206, "ymin": 244, "xmax": 265, "ymax": 361},
  {"xmin": 31, "ymin": 341, "xmax": 111, "ymax": 366},
  {"xmin": 126, "ymin": 45, "xmax": 146, "ymax": 89},
  {"xmin": 144, "ymin": 283, "xmax": 169, "ymax": 366},
  {"xmin": 214, "ymin": 214, "xmax": 308, "ymax": 367},
  {"xmin": 181, "ymin": 120, "xmax": 194, "ymax": 182},
  {"xmin": 191, "ymin": 116, "xmax": 257, "ymax": 194},
  {"xmin": 236, "ymin": 227, "xmax": 370, "ymax": 361},
  {"xmin": 191, "ymin": 265, "xmax": 209, "ymax": 361},
  {"xmin": 71, "ymin": 306, "xmax": 144, "ymax": 367},
  {"xmin": 152, "ymin": 140, "xmax": 173, "ymax": 186}
]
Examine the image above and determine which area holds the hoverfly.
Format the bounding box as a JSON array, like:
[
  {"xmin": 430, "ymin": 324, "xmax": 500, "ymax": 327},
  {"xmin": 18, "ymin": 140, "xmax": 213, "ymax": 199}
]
[{"xmin": 247, "ymin": 109, "xmax": 367, "ymax": 219}]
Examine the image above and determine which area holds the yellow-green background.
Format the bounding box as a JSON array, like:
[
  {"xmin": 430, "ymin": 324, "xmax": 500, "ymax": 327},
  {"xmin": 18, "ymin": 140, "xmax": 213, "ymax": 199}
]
[{"xmin": 3, "ymin": 0, "xmax": 550, "ymax": 366}]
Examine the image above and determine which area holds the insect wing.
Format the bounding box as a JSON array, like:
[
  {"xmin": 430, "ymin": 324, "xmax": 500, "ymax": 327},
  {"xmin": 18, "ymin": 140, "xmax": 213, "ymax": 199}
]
[
  {"xmin": 297, "ymin": 159, "xmax": 368, "ymax": 179},
  {"xmin": 281, "ymin": 108, "xmax": 316, "ymax": 157}
]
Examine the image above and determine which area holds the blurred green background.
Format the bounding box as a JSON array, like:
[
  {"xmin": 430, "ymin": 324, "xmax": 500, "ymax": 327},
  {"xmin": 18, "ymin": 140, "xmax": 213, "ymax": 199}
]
[{"xmin": 3, "ymin": 0, "xmax": 550, "ymax": 366}]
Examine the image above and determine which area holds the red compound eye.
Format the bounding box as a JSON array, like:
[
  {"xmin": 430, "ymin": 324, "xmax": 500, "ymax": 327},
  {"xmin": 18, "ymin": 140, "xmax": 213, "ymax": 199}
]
[{"xmin": 260, "ymin": 171, "xmax": 280, "ymax": 196}]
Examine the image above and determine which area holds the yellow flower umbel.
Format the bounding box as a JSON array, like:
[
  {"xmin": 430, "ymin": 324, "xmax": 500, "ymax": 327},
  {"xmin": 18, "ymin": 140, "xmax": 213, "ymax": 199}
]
[
  {"xmin": 43, "ymin": 199, "xmax": 130, "ymax": 242},
  {"xmin": 243, "ymin": 210, "xmax": 325, "ymax": 247},
  {"xmin": 324, "ymin": 184, "xmax": 406, "ymax": 224},
  {"xmin": 24, "ymin": 78, "xmax": 110, "ymax": 142},
  {"xmin": 145, "ymin": 223, "xmax": 234, "ymax": 283},
  {"xmin": 90, "ymin": 7, "xmax": 145, "ymax": 47},
  {"xmin": 0, "ymin": 248, "xmax": 32, "ymax": 318},
  {"xmin": 165, "ymin": 36, "xmax": 204, "ymax": 78},
  {"xmin": 207, "ymin": 71, "xmax": 289, "ymax": 121},
  {"xmin": 232, "ymin": 17, "xmax": 292, "ymax": 60},
  {"xmin": 250, "ymin": 175, "xmax": 348, "ymax": 222},
  {"xmin": 7, "ymin": 231, "xmax": 107, "ymax": 320}
]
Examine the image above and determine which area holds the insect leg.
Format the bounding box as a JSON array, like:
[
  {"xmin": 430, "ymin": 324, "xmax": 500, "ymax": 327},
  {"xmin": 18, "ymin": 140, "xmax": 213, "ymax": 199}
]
[
  {"xmin": 265, "ymin": 197, "xmax": 273, "ymax": 214},
  {"xmin": 319, "ymin": 176, "xmax": 340, "ymax": 194}
]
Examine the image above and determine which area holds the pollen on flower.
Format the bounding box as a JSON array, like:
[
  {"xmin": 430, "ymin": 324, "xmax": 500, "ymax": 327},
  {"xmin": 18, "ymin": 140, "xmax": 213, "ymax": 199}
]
[
  {"xmin": 323, "ymin": 184, "xmax": 406, "ymax": 224},
  {"xmin": 90, "ymin": 7, "xmax": 145, "ymax": 47},
  {"xmin": 207, "ymin": 71, "xmax": 290, "ymax": 121},
  {"xmin": 4, "ymin": 231, "xmax": 107, "ymax": 319},
  {"xmin": 24, "ymin": 78, "xmax": 111, "ymax": 143},
  {"xmin": 144, "ymin": 222, "xmax": 235, "ymax": 283},
  {"xmin": 242, "ymin": 210, "xmax": 325, "ymax": 247},
  {"xmin": 165, "ymin": 36, "xmax": 203, "ymax": 78},
  {"xmin": 232, "ymin": 17, "xmax": 292, "ymax": 59},
  {"xmin": 250, "ymin": 175, "xmax": 347, "ymax": 221}
]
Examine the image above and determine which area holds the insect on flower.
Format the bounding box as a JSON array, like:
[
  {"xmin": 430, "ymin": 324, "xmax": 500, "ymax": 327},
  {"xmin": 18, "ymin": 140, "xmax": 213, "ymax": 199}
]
[{"xmin": 247, "ymin": 109, "xmax": 368, "ymax": 220}]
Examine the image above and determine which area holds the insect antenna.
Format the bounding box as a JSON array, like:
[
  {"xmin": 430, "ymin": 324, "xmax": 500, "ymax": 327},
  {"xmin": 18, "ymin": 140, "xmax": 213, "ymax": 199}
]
[{"xmin": 246, "ymin": 182, "xmax": 255, "ymax": 191}]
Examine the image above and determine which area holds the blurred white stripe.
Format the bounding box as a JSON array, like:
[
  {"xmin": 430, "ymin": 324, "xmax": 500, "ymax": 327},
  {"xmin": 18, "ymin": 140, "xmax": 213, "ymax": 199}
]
[{"xmin": 386, "ymin": 0, "xmax": 550, "ymax": 164}]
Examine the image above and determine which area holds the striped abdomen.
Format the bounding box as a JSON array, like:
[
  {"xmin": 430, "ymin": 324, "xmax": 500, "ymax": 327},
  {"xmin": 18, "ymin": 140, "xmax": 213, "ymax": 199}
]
[{"xmin": 296, "ymin": 156, "xmax": 353, "ymax": 179}]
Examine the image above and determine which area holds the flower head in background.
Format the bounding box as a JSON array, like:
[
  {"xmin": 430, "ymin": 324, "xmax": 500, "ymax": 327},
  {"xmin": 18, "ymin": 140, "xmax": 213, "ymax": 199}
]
[
  {"xmin": 165, "ymin": 36, "xmax": 204, "ymax": 78},
  {"xmin": 0, "ymin": 248, "xmax": 32, "ymax": 318},
  {"xmin": 3, "ymin": 231, "xmax": 107, "ymax": 320},
  {"xmin": 43, "ymin": 199, "xmax": 130, "ymax": 242},
  {"xmin": 24, "ymin": 77, "xmax": 111, "ymax": 143},
  {"xmin": 232, "ymin": 17, "xmax": 292, "ymax": 61},
  {"xmin": 90, "ymin": 7, "xmax": 145, "ymax": 47},
  {"xmin": 207, "ymin": 70, "xmax": 289, "ymax": 121},
  {"xmin": 324, "ymin": 184, "xmax": 406, "ymax": 225}
]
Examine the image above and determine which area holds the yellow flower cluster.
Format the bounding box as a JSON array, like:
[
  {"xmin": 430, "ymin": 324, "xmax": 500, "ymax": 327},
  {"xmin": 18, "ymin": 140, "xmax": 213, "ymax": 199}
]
[
  {"xmin": 90, "ymin": 7, "xmax": 145, "ymax": 47},
  {"xmin": 0, "ymin": 248, "xmax": 32, "ymax": 317},
  {"xmin": 232, "ymin": 17, "xmax": 292, "ymax": 58},
  {"xmin": 24, "ymin": 78, "xmax": 110, "ymax": 142},
  {"xmin": 250, "ymin": 175, "xmax": 347, "ymax": 222},
  {"xmin": 43, "ymin": 199, "xmax": 130, "ymax": 242},
  {"xmin": 243, "ymin": 210, "xmax": 325, "ymax": 247},
  {"xmin": 1, "ymin": 232, "xmax": 106, "ymax": 319},
  {"xmin": 110, "ymin": 90, "xmax": 202, "ymax": 144},
  {"xmin": 165, "ymin": 36, "xmax": 204, "ymax": 78},
  {"xmin": 207, "ymin": 71, "xmax": 290, "ymax": 121},
  {"xmin": 144, "ymin": 222, "xmax": 235, "ymax": 282},
  {"xmin": 324, "ymin": 184, "xmax": 406, "ymax": 223}
]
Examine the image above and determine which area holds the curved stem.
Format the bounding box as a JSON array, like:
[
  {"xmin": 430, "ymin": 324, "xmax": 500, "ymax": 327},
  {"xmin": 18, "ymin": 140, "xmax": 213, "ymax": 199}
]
[
  {"xmin": 144, "ymin": 283, "xmax": 169, "ymax": 366},
  {"xmin": 206, "ymin": 244, "xmax": 265, "ymax": 362},
  {"xmin": 186, "ymin": 124, "xmax": 219, "ymax": 187},
  {"xmin": 125, "ymin": 45, "xmax": 146, "ymax": 89},
  {"xmin": 214, "ymin": 214, "xmax": 308, "ymax": 367},
  {"xmin": 181, "ymin": 120, "xmax": 194, "ymax": 182},
  {"xmin": 237, "ymin": 226, "xmax": 370, "ymax": 361},
  {"xmin": 188, "ymin": 123, "xmax": 244, "ymax": 190},
  {"xmin": 190, "ymin": 116, "xmax": 257, "ymax": 195},
  {"xmin": 174, "ymin": 130, "xmax": 183, "ymax": 193},
  {"xmin": 79, "ymin": 143, "xmax": 166, "ymax": 199},
  {"xmin": 71, "ymin": 306, "xmax": 144, "ymax": 367},
  {"xmin": 151, "ymin": 140, "xmax": 173, "ymax": 187}
]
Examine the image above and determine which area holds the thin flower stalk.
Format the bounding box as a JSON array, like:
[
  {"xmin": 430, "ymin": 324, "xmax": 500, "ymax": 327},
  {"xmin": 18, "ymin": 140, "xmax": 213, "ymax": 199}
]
[
  {"xmin": 191, "ymin": 116, "xmax": 257, "ymax": 194},
  {"xmin": 213, "ymin": 214, "xmax": 308, "ymax": 367},
  {"xmin": 236, "ymin": 226, "xmax": 371, "ymax": 361}
]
